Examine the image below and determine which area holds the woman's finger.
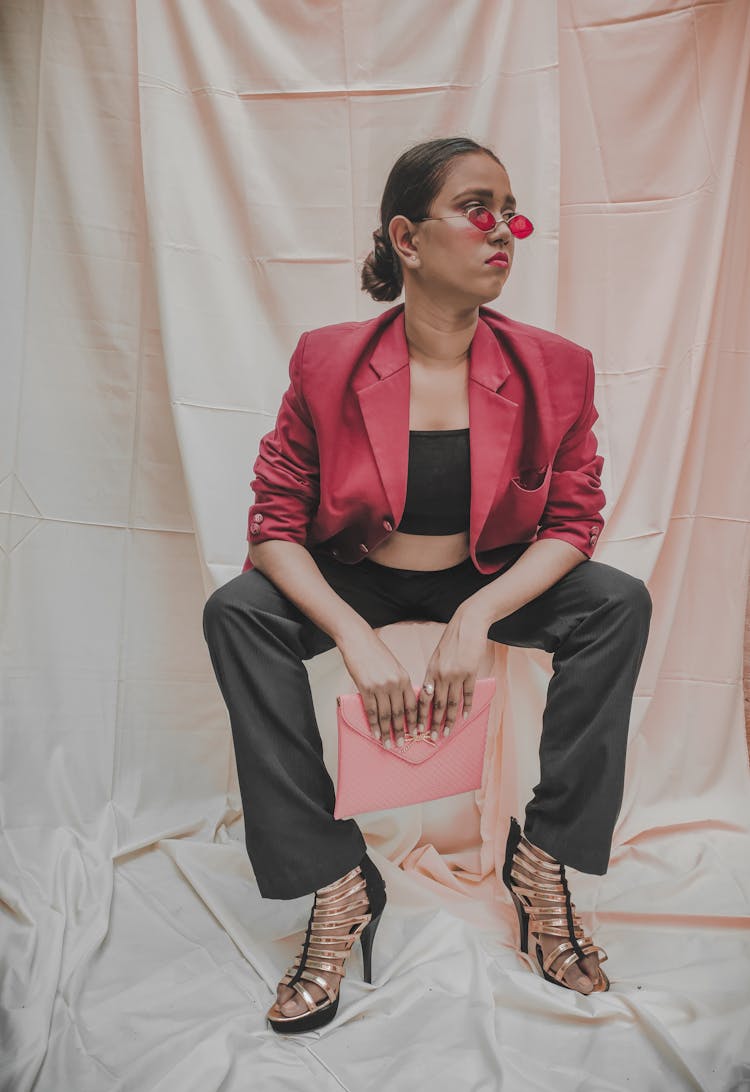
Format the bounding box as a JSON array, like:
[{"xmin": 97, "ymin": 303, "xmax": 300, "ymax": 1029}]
[
  {"xmin": 462, "ymin": 680, "xmax": 476, "ymax": 720},
  {"xmin": 363, "ymin": 691, "xmax": 381, "ymax": 743},
  {"xmin": 375, "ymin": 690, "xmax": 394, "ymax": 749},
  {"xmin": 389, "ymin": 687, "xmax": 407, "ymax": 749},
  {"xmin": 416, "ymin": 679, "xmax": 434, "ymax": 736},
  {"xmin": 403, "ymin": 683, "xmax": 419, "ymax": 737},
  {"xmin": 441, "ymin": 679, "xmax": 463, "ymax": 738},
  {"xmin": 429, "ymin": 678, "xmax": 448, "ymax": 739}
]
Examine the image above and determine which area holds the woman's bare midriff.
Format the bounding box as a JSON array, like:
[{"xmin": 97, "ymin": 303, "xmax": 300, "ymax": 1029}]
[
  {"xmin": 366, "ymin": 530, "xmax": 470, "ymax": 571},
  {"xmin": 366, "ymin": 357, "xmax": 471, "ymax": 572}
]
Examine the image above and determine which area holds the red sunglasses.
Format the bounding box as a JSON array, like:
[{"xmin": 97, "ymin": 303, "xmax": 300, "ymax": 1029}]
[{"xmin": 414, "ymin": 205, "xmax": 534, "ymax": 239}]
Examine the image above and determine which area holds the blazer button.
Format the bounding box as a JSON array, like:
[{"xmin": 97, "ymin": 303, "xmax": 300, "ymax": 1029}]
[
  {"xmin": 382, "ymin": 519, "xmax": 393, "ymax": 532},
  {"xmin": 252, "ymin": 513, "xmax": 263, "ymax": 523},
  {"xmin": 250, "ymin": 524, "xmax": 260, "ymax": 535},
  {"xmin": 332, "ymin": 548, "xmax": 340, "ymax": 557},
  {"xmin": 359, "ymin": 543, "xmax": 369, "ymax": 553}
]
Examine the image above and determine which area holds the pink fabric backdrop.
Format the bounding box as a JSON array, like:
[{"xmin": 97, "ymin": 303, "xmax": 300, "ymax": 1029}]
[{"xmin": 1, "ymin": 1, "xmax": 749, "ymax": 1089}]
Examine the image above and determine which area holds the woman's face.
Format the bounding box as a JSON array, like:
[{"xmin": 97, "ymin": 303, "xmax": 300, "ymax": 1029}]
[{"xmin": 393, "ymin": 152, "xmax": 517, "ymax": 307}]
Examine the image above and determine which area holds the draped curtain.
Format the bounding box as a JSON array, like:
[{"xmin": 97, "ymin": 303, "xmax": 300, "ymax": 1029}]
[{"xmin": 2, "ymin": 2, "xmax": 749, "ymax": 1089}]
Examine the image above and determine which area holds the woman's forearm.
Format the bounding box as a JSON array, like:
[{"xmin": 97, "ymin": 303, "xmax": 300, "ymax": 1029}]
[
  {"xmin": 248, "ymin": 541, "xmax": 371, "ymax": 648},
  {"xmin": 459, "ymin": 538, "xmax": 587, "ymax": 630}
]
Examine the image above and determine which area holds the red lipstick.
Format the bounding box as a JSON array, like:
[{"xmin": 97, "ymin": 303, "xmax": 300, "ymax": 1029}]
[{"xmin": 486, "ymin": 252, "xmax": 509, "ymax": 267}]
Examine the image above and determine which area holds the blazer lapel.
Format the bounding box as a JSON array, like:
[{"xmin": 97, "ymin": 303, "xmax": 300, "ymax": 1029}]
[
  {"xmin": 355, "ymin": 308, "xmax": 412, "ymax": 523},
  {"xmin": 355, "ymin": 307, "xmax": 525, "ymax": 542},
  {"xmin": 466, "ymin": 318, "xmax": 519, "ymax": 543}
]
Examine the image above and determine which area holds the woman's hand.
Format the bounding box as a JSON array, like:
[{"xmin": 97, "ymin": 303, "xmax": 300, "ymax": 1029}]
[
  {"xmin": 338, "ymin": 626, "xmax": 418, "ymax": 749},
  {"xmin": 416, "ymin": 605, "xmax": 489, "ymax": 739}
]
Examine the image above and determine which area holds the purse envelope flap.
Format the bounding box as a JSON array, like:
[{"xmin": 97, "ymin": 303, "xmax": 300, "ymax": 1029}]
[{"xmin": 337, "ymin": 676, "xmax": 496, "ymax": 766}]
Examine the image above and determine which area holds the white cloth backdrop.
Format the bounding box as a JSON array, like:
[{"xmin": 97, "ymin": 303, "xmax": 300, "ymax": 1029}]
[{"xmin": 1, "ymin": 1, "xmax": 750, "ymax": 1090}]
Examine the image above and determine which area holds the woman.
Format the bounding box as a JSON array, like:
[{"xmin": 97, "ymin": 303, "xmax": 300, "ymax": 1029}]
[{"xmin": 202, "ymin": 137, "xmax": 652, "ymax": 1033}]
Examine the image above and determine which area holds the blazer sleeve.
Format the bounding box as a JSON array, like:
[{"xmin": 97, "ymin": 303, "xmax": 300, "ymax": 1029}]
[
  {"xmin": 536, "ymin": 348, "xmax": 606, "ymax": 559},
  {"xmin": 246, "ymin": 331, "xmax": 320, "ymax": 549}
]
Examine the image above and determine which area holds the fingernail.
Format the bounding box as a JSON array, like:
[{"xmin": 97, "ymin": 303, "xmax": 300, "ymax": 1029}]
[
  {"xmin": 396, "ymin": 736, "xmax": 405, "ymax": 748},
  {"xmin": 463, "ymin": 710, "xmax": 469, "ymax": 719},
  {"xmin": 431, "ymin": 730, "xmax": 438, "ymax": 741},
  {"xmin": 443, "ymin": 726, "xmax": 450, "ymax": 737},
  {"xmin": 417, "ymin": 722, "xmax": 424, "ymax": 732},
  {"xmin": 383, "ymin": 737, "xmax": 392, "ymax": 750}
]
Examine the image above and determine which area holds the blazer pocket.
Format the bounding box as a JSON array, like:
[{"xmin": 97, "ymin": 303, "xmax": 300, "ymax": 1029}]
[
  {"xmin": 510, "ymin": 464, "xmax": 549, "ymax": 492},
  {"xmin": 498, "ymin": 464, "xmax": 551, "ymax": 540}
]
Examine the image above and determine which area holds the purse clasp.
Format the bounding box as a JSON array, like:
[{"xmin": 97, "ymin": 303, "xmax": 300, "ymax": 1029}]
[{"xmin": 399, "ymin": 730, "xmax": 439, "ymax": 752}]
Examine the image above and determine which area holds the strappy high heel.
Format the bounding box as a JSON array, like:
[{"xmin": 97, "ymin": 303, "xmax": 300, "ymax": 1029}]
[
  {"xmin": 266, "ymin": 852, "xmax": 387, "ymax": 1034},
  {"xmin": 502, "ymin": 816, "xmax": 610, "ymax": 992}
]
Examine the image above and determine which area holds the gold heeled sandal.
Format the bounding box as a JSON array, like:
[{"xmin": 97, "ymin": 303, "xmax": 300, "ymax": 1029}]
[
  {"xmin": 502, "ymin": 816, "xmax": 610, "ymax": 992},
  {"xmin": 266, "ymin": 853, "xmax": 387, "ymax": 1034}
]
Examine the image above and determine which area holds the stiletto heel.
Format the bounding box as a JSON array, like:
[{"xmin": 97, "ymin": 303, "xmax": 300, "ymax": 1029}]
[
  {"xmin": 502, "ymin": 816, "xmax": 610, "ymax": 993},
  {"xmin": 266, "ymin": 851, "xmax": 387, "ymax": 1034},
  {"xmin": 502, "ymin": 815, "xmax": 530, "ymax": 954},
  {"xmin": 359, "ymin": 908, "xmax": 383, "ymax": 984}
]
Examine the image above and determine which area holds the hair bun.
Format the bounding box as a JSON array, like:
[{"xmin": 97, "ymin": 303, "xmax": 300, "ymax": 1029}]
[{"xmin": 361, "ymin": 229, "xmax": 403, "ymax": 302}]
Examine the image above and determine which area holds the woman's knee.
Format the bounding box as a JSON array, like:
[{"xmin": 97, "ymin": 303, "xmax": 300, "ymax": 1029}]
[
  {"xmin": 202, "ymin": 571, "xmax": 268, "ymax": 640},
  {"xmin": 604, "ymin": 566, "xmax": 652, "ymax": 624},
  {"xmin": 581, "ymin": 562, "xmax": 652, "ymax": 621},
  {"xmin": 202, "ymin": 582, "xmax": 233, "ymax": 643},
  {"xmin": 613, "ymin": 572, "xmax": 651, "ymax": 622},
  {"xmin": 202, "ymin": 570, "xmax": 309, "ymax": 654}
]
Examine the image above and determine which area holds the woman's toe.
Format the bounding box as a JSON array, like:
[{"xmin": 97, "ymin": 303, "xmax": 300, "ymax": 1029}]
[
  {"xmin": 579, "ymin": 954, "xmax": 602, "ymax": 984},
  {"xmin": 550, "ymin": 953, "xmax": 594, "ymax": 993},
  {"xmin": 568, "ymin": 969, "xmax": 594, "ymax": 993},
  {"xmin": 276, "ymin": 985, "xmax": 303, "ymax": 1014}
]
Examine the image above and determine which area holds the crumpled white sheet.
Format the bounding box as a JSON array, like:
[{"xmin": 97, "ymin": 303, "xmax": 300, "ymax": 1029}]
[
  {"xmin": 5, "ymin": 815, "xmax": 747, "ymax": 1090},
  {"xmin": 2, "ymin": 1, "xmax": 750, "ymax": 1090}
]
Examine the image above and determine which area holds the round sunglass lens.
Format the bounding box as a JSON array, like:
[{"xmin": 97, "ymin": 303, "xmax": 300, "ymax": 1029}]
[
  {"xmin": 508, "ymin": 214, "xmax": 534, "ymax": 239},
  {"xmin": 467, "ymin": 207, "xmax": 496, "ymax": 231}
]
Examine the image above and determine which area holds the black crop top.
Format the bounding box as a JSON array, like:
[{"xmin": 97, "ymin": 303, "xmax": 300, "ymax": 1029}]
[{"xmin": 395, "ymin": 428, "xmax": 471, "ymax": 535}]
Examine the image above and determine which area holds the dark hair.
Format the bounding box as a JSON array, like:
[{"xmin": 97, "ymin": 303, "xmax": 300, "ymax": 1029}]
[{"xmin": 361, "ymin": 137, "xmax": 505, "ymax": 302}]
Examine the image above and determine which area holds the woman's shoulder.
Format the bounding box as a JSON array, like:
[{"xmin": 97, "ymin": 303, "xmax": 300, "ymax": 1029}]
[
  {"xmin": 479, "ymin": 305, "xmax": 592, "ymax": 359},
  {"xmin": 303, "ymin": 304, "xmax": 403, "ymax": 345},
  {"xmin": 287, "ymin": 306, "xmax": 404, "ymax": 401}
]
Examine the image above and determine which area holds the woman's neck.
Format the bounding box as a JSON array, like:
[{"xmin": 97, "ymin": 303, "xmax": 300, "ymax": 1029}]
[{"xmin": 403, "ymin": 294, "xmax": 478, "ymax": 371}]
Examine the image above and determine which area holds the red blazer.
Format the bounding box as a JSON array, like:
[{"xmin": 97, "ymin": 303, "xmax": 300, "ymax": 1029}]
[{"xmin": 242, "ymin": 303, "xmax": 605, "ymax": 576}]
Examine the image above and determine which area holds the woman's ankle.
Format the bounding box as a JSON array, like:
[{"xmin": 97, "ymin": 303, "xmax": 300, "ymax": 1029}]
[{"xmin": 520, "ymin": 830, "xmax": 559, "ymax": 863}]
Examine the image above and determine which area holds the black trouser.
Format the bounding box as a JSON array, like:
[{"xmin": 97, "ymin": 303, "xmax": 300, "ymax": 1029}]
[{"xmin": 202, "ymin": 548, "xmax": 652, "ymax": 899}]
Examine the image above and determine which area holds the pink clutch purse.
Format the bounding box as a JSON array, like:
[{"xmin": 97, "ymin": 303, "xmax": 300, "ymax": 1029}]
[{"xmin": 333, "ymin": 676, "xmax": 497, "ymax": 819}]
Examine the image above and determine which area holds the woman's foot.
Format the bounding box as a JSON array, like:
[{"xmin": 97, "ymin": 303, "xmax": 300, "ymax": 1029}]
[
  {"xmin": 526, "ymin": 890, "xmax": 603, "ymax": 992},
  {"xmin": 266, "ymin": 853, "xmax": 386, "ymax": 1034},
  {"xmin": 272, "ymin": 875, "xmax": 371, "ymax": 1017},
  {"xmin": 503, "ymin": 817, "xmax": 609, "ymax": 994}
]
